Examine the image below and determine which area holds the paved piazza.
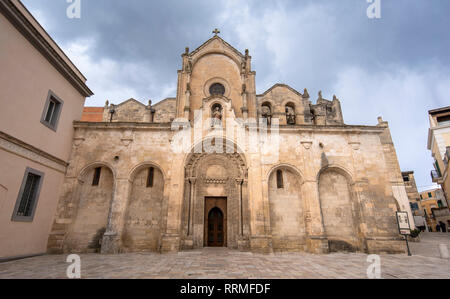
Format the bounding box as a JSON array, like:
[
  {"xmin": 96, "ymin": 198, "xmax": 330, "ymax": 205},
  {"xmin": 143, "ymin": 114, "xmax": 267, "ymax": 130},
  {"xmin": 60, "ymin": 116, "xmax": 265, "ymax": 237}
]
[{"xmin": 0, "ymin": 233, "xmax": 449, "ymax": 279}]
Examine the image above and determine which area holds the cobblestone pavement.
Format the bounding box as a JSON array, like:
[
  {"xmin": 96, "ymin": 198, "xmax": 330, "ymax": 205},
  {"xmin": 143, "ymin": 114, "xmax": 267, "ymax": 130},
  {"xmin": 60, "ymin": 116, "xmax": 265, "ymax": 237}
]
[{"xmin": 0, "ymin": 233, "xmax": 448, "ymax": 279}]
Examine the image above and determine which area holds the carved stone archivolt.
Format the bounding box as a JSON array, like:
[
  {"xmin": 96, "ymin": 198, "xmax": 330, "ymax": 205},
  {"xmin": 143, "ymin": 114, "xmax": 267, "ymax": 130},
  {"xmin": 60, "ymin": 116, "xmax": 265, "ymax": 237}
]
[{"xmin": 182, "ymin": 143, "xmax": 249, "ymax": 249}]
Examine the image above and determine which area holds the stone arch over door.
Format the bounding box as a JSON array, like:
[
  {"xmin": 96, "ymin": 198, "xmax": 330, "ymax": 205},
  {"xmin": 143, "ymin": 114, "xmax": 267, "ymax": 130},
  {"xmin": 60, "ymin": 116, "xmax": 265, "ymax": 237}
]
[
  {"xmin": 267, "ymin": 165, "xmax": 306, "ymax": 252},
  {"xmin": 182, "ymin": 138, "xmax": 249, "ymax": 250},
  {"xmin": 64, "ymin": 163, "xmax": 115, "ymax": 253},
  {"xmin": 318, "ymin": 167, "xmax": 361, "ymax": 252},
  {"xmin": 121, "ymin": 163, "xmax": 165, "ymax": 252}
]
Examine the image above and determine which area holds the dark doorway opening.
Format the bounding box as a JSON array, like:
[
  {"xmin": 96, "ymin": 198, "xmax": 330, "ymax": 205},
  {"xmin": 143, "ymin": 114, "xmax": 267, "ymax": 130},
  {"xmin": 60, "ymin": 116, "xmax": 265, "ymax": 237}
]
[
  {"xmin": 207, "ymin": 207, "xmax": 224, "ymax": 247},
  {"xmin": 204, "ymin": 197, "xmax": 227, "ymax": 247}
]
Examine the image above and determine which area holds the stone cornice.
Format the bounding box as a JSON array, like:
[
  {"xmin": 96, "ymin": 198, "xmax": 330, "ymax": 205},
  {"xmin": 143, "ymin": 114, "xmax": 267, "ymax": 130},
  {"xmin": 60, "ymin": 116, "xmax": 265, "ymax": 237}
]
[
  {"xmin": 73, "ymin": 121, "xmax": 172, "ymax": 131},
  {"xmin": 0, "ymin": 131, "xmax": 68, "ymax": 173},
  {"xmin": 276, "ymin": 124, "xmax": 385, "ymax": 134},
  {"xmin": 0, "ymin": 0, "xmax": 93, "ymax": 97},
  {"xmin": 73, "ymin": 121, "xmax": 384, "ymax": 134}
]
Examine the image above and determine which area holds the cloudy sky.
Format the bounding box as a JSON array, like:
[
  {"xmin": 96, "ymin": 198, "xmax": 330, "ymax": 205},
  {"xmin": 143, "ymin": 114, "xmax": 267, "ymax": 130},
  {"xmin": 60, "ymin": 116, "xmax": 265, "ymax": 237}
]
[{"xmin": 22, "ymin": 0, "xmax": 450, "ymax": 191}]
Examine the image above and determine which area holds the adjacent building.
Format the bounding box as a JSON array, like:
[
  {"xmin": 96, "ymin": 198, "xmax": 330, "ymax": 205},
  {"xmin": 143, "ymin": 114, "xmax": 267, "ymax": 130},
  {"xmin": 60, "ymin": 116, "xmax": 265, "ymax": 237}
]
[
  {"xmin": 402, "ymin": 171, "xmax": 425, "ymax": 229},
  {"xmin": 419, "ymin": 188, "xmax": 448, "ymax": 231},
  {"xmin": 427, "ymin": 106, "xmax": 450, "ymax": 231},
  {"xmin": 0, "ymin": 0, "xmax": 92, "ymax": 260}
]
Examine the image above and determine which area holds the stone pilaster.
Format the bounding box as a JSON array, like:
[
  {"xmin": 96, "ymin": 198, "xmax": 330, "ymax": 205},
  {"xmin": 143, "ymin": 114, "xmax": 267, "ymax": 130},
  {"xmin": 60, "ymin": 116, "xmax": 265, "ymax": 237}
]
[
  {"xmin": 247, "ymin": 149, "xmax": 273, "ymax": 254},
  {"xmin": 101, "ymin": 178, "xmax": 131, "ymax": 254},
  {"xmin": 301, "ymin": 139, "xmax": 328, "ymax": 253},
  {"xmin": 160, "ymin": 154, "xmax": 185, "ymax": 253}
]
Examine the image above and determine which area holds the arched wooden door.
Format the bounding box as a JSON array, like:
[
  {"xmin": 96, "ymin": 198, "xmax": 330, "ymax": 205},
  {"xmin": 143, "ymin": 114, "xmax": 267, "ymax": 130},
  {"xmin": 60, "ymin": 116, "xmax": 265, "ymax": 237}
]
[{"xmin": 207, "ymin": 207, "xmax": 224, "ymax": 247}]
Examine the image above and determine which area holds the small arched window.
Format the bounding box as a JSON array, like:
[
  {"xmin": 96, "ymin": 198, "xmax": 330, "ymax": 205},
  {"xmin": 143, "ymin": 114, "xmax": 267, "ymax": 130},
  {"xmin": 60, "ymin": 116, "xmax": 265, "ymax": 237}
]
[
  {"xmin": 276, "ymin": 170, "xmax": 284, "ymax": 189},
  {"xmin": 92, "ymin": 167, "xmax": 102, "ymax": 186},
  {"xmin": 209, "ymin": 83, "xmax": 225, "ymax": 96},
  {"xmin": 146, "ymin": 167, "xmax": 154, "ymax": 188}
]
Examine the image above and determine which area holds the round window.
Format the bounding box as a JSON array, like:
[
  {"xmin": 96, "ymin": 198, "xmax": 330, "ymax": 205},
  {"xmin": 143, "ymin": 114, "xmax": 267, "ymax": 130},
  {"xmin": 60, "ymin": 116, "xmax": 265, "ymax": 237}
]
[{"xmin": 209, "ymin": 83, "xmax": 225, "ymax": 96}]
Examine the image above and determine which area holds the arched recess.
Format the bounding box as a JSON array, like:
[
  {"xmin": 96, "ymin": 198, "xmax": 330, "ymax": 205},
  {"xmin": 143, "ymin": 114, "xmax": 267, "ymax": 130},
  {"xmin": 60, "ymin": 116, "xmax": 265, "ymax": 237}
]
[
  {"xmin": 267, "ymin": 165, "xmax": 306, "ymax": 252},
  {"xmin": 285, "ymin": 102, "xmax": 296, "ymax": 125},
  {"xmin": 261, "ymin": 102, "xmax": 273, "ymax": 125},
  {"xmin": 64, "ymin": 163, "xmax": 115, "ymax": 253},
  {"xmin": 182, "ymin": 138, "xmax": 249, "ymax": 250},
  {"xmin": 121, "ymin": 163, "xmax": 165, "ymax": 252},
  {"xmin": 318, "ymin": 166, "xmax": 361, "ymax": 252}
]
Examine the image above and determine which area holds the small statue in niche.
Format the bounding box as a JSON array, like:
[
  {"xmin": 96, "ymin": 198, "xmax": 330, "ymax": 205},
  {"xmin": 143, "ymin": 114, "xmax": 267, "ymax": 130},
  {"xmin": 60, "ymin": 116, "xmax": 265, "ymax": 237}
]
[
  {"xmin": 286, "ymin": 106, "xmax": 296, "ymax": 125},
  {"xmin": 211, "ymin": 105, "xmax": 223, "ymax": 127},
  {"xmin": 241, "ymin": 61, "xmax": 246, "ymax": 72},
  {"xmin": 185, "ymin": 59, "xmax": 192, "ymax": 73}
]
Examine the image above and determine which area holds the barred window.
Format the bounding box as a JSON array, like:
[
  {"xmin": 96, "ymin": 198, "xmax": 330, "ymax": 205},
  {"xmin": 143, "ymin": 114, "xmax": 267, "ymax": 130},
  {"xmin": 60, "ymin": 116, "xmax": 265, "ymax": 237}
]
[{"xmin": 12, "ymin": 168, "xmax": 44, "ymax": 222}]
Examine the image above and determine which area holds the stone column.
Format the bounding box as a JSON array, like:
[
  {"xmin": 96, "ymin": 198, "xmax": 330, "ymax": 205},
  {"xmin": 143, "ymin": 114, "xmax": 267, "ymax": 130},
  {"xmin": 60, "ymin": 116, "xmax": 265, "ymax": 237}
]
[
  {"xmin": 188, "ymin": 177, "xmax": 196, "ymax": 236},
  {"xmin": 236, "ymin": 178, "xmax": 244, "ymax": 236},
  {"xmin": 241, "ymin": 84, "xmax": 248, "ymax": 120},
  {"xmin": 101, "ymin": 177, "xmax": 131, "ymax": 254},
  {"xmin": 184, "ymin": 87, "xmax": 191, "ymax": 120}
]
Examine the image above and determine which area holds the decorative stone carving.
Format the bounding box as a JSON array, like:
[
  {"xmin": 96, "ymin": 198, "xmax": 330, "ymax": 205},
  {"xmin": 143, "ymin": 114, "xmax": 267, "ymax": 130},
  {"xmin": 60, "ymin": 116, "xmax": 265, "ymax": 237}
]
[
  {"xmin": 303, "ymin": 88, "xmax": 310, "ymax": 99},
  {"xmin": 349, "ymin": 142, "xmax": 361, "ymax": 151},
  {"xmin": 301, "ymin": 141, "xmax": 313, "ymax": 150}
]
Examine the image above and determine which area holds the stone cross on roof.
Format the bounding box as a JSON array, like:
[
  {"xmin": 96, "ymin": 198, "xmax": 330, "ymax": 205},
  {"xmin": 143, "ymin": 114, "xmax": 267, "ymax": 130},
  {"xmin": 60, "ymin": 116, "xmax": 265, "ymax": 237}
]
[{"xmin": 212, "ymin": 28, "xmax": 220, "ymax": 36}]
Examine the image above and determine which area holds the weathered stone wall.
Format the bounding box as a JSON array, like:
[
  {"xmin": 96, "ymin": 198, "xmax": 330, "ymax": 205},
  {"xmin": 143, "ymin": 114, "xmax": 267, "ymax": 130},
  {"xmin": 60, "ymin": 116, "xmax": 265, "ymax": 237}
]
[
  {"xmin": 99, "ymin": 98, "xmax": 176, "ymax": 124},
  {"xmin": 47, "ymin": 121, "xmax": 407, "ymax": 255},
  {"xmin": 319, "ymin": 169, "xmax": 358, "ymax": 252},
  {"xmin": 268, "ymin": 167, "xmax": 305, "ymax": 251},
  {"xmin": 63, "ymin": 166, "xmax": 113, "ymax": 253},
  {"xmin": 153, "ymin": 98, "xmax": 176, "ymax": 123},
  {"xmin": 122, "ymin": 167, "xmax": 164, "ymax": 252},
  {"xmin": 105, "ymin": 99, "xmax": 151, "ymax": 123}
]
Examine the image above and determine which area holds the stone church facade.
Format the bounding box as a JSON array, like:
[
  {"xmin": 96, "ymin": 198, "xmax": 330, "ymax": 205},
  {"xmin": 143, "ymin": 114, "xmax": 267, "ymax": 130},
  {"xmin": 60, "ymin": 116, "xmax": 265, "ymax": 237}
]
[{"xmin": 47, "ymin": 34, "xmax": 410, "ymax": 255}]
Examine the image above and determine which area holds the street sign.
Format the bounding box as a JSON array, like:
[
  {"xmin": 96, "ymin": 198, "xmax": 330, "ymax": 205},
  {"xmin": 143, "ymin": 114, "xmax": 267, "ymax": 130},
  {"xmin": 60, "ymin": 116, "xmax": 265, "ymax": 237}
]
[{"xmin": 396, "ymin": 211, "xmax": 411, "ymax": 235}]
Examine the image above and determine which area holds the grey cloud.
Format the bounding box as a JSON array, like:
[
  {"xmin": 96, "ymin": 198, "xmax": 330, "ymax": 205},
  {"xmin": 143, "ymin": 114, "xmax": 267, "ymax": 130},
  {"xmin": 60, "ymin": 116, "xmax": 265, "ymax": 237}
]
[{"xmin": 22, "ymin": 0, "xmax": 450, "ymax": 190}]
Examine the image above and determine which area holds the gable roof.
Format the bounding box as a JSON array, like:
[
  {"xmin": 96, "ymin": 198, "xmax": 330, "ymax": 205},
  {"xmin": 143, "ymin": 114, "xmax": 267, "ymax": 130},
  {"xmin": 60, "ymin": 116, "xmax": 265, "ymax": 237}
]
[
  {"xmin": 114, "ymin": 98, "xmax": 147, "ymax": 108},
  {"xmin": 257, "ymin": 84, "xmax": 304, "ymax": 98},
  {"xmin": 188, "ymin": 35, "xmax": 245, "ymax": 59},
  {"xmin": 153, "ymin": 97, "xmax": 176, "ymax": 107}
]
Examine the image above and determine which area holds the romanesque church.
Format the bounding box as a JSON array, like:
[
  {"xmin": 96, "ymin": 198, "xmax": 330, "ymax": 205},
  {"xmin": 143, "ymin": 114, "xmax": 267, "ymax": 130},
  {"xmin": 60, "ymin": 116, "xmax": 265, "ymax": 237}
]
[{"xmin": 47, "ymin": 33, "xmax": 410, "ymax": 255}]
